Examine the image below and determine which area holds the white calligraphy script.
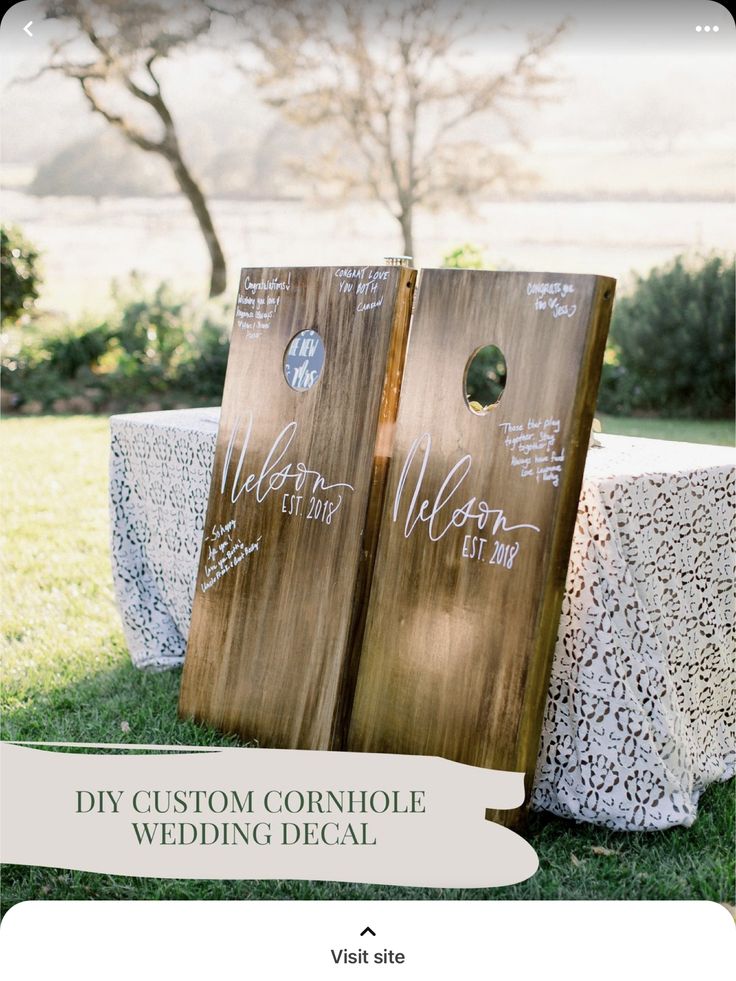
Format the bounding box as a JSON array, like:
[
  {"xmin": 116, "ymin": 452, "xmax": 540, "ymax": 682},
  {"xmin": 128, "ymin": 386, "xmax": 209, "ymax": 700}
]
[
  {"xmin": 393, "ymin": 433, "xmax": 541, "ymax": 542},
  {"xmin": 221, "ymin": 413, "xmax": 355, "ymax": 508}
]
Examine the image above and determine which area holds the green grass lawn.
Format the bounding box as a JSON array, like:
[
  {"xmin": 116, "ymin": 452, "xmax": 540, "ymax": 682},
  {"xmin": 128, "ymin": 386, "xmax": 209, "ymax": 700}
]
[
  {"xmin": 598, "ymin": 414, "xmax": 734, "ymax": 446},
  {"xmin": 1, "ymin": 415, "xmax": 734, "ymax": 911}
]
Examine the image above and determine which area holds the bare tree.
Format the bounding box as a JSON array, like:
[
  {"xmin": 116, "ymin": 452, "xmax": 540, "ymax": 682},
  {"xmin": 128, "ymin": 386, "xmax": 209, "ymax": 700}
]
[
  {"xmin": 32, "ymin": 0, "xmax": 227, "ymax": 297},
  {"xmin": 250, "ymin": 0, "xmax": 566, "ymax": 258}
]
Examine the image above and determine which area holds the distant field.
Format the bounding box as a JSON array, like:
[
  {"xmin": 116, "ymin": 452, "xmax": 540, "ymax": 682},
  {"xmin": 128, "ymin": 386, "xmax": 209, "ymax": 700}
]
[{"xmin": 3, "ymin": 191, "xmax": 735, "ymax": 315}]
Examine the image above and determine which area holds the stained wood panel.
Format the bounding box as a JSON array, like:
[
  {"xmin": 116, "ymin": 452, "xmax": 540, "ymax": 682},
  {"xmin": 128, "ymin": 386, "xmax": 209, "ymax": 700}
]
[
  {"xmin": 348, "ymin": 269, "xmax": 615, "ymax": 801},
  {"xmin": 179, "ymin": 265, "xmax": 416, "ymax": 749}
]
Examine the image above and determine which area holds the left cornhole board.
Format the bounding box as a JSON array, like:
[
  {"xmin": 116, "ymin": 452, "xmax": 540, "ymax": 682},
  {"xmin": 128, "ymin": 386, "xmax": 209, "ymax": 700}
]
[{"xmin": 179, "ymin": 265, "xmax": 416, "ymax": 749}]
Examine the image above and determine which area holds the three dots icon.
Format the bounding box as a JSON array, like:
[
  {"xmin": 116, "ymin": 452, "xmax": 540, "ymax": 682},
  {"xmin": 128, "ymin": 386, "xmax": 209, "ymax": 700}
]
[{"xmin": 695, "ymin": 25, "xmax": 720, "ymax": 32}]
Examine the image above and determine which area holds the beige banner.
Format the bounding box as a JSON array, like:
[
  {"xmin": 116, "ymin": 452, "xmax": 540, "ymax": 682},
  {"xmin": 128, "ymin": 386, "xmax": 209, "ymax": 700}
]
[{"xmin": 0, "ymin": 742, "xmax": 538, "ymax": 887}]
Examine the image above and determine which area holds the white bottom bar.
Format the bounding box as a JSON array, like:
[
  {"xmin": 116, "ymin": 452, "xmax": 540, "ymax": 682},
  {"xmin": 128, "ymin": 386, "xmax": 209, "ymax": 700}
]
[{"xmin": 1, "ymin": 900, "xmax": 733, "ymax": 979}]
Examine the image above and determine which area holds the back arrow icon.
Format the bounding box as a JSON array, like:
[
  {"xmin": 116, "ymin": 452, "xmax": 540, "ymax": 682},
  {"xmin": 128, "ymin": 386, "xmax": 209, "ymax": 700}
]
[{"xmin": 24, "ymin": 21, "xmax": 33, "ymax": 37}]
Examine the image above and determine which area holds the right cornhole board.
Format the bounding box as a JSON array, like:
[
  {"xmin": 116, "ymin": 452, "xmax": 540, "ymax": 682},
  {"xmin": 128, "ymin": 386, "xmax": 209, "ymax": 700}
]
[{"xmin": 348, "ymin": 269, "xmax": 615, "ymax": 799}]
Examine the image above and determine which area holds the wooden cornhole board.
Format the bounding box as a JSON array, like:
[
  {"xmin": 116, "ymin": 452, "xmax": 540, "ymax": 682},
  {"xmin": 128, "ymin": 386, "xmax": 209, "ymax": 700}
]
[
  {"xmin": 179, "ymin": 265, "xmax": 416, "ymax": 749},
  {"xmin": 348, "ymin": 269, "xmax": 615, "ymax": 805}
]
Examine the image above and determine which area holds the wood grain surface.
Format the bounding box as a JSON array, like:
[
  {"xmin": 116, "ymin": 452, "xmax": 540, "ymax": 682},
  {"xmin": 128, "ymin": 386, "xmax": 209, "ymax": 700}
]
[
  {"xmin": 347, "ymin": 269, "xmax": 615, "ymax": 806},
  {"xmin": 179, "ymin": 265, "xmax": 416, "ymax": 749}
]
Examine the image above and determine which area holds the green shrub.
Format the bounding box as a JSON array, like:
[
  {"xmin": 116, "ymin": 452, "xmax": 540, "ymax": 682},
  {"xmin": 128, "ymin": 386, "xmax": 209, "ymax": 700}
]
[
  {"xmin": 174, "ymin": 315, "xmax": 230, "ymax": 400},
  {"xmin": 442, "ymin": 243, "xmax": 487, "ymax": 269},
  {"xmin": 111, "ymin": 275, "xmax": 188, "ymax": 373},
  {"xmin": 46, "ymin": 324, "xmax": 111, "ymax": 377},
  {"xmin": 109, "ymin": 277, "xmax": 230, "ymax": 401},
  {"xmin": 1, "ymin": 275, "xmax": 231, "ymax": 412},
  {"xmin": 1, "ymin": 319, "xmax": 108, "ymax": 411},
  {"xmin": 1, "ymin": 225, "xmax": 42, "ymax": 325},
  {"xmin": 598, "ymin": 253, "xmax": 735, "ymax": 420}
]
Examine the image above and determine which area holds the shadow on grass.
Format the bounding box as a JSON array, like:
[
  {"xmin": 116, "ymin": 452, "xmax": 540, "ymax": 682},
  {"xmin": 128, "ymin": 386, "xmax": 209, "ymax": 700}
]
[{"xmin": 1, "ymin": 653, "xmax": 734, "ymax": 908}]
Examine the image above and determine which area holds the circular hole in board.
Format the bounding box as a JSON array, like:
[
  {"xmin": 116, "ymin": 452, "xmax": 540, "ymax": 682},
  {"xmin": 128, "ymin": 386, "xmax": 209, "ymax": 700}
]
[
  {"xmin": 464, "ymin": 344, "xmax": 508, "ymax": 415},
  {"xmin": 283, "ymin": 329, "xmax": 325, "ymax": 392}
]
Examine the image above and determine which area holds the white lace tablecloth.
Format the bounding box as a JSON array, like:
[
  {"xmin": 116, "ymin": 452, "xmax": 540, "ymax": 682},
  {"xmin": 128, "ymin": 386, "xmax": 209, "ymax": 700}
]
[{"xmin": 109, "ymin": 408, "xmax": 735, "ymax": 830}]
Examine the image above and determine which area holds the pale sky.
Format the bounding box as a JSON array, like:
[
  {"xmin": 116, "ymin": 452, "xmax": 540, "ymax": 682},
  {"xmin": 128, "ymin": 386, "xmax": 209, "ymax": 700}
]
[{"xmin": 1, "ymin": 0, "xmax": 733, "ymax": 197}]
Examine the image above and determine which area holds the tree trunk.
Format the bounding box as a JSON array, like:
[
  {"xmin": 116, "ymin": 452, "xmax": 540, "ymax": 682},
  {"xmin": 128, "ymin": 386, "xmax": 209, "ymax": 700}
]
[
  {"xmin": 398, "ymin": 208, "xmax": 414, "ymax": 262},
  {"xmin": 170, "ymin": 155, "xmax": 227, "ymax": 298}
]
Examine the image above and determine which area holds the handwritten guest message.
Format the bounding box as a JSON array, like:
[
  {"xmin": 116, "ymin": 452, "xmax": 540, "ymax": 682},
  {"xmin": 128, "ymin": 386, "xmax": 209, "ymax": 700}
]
[
  {"xmin": 201, "ymin": 520, "xmax": 261, "ymax": 593},
  {"xmin": 235, "ymin": 273, "xmax": 292, "ymax": 340},
  {"xmin": 527, "ymin": 280, "xmax": 577, "ymax": 320},
  {"xmin": 333, "ymin": 266, "xmax": 390, "ymax": 312},
  {"xmin": 499, "ymin": 417, "xmax": 566, "ymax": 487}
]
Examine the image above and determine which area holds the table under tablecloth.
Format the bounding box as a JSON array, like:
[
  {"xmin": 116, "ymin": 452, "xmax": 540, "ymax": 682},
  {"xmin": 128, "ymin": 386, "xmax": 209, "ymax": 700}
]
[{"xmin": 109, "ymin": 408, "xmax": 735, "ymax": 831}]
